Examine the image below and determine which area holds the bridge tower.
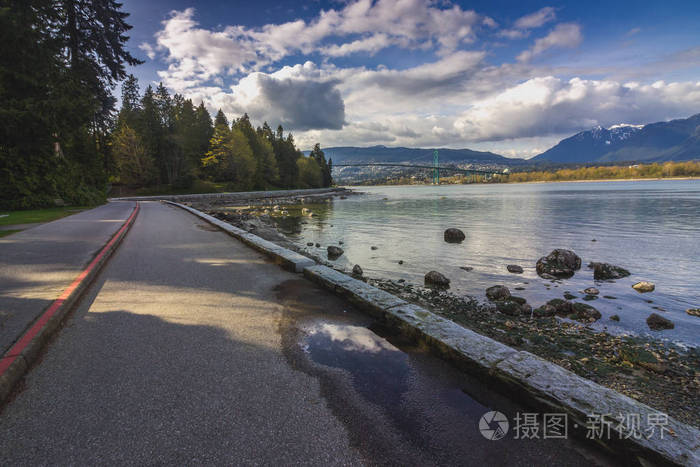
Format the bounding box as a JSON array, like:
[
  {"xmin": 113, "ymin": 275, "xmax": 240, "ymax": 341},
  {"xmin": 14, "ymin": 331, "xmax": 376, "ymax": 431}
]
[{"xmin": 433, "ymin": 149, "xmax": 439, "ymax": 185}]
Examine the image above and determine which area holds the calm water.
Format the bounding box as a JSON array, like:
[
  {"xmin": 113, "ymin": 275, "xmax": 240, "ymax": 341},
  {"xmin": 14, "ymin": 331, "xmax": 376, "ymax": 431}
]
[{"xmin": 279, "ymin": 180, "xmax": 700, "ymax": 347}]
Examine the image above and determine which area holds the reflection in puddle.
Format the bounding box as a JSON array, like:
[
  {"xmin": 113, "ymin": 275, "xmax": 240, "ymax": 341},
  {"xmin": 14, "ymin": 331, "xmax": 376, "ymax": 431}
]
[{"xmin": 304, "ymin": 323, "xmax": 412, "ymax": 412}]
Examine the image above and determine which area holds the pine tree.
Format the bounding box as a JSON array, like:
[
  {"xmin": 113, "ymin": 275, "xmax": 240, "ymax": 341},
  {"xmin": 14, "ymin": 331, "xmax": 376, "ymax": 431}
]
[
  {"xmin": 310, "ymin": 143, "xmax": 332, "ymax": 187},
  {"xmin": 234, "ymin": 113, "xmax": 278, "ymax": 189},
  {"xmin": 117, "ymin": 74, "xmax": 141, "ymax": 129},
  {"xmin": 214, "ymin": 109, "xmax": 229, "ymax": 128}
]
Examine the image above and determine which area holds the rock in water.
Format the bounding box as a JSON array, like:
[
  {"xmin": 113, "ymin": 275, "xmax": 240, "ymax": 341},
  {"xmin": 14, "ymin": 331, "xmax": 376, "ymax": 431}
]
[
  {"xmin": 460, "ymin": 266, "xmax": 473, "ymax": 272},
  {"xmin": 686, "ymin": 308, "xmax": 700, "ymax": 317},
  {"xmin": 444, "ymin": 228, "xmax": 466, "ymax": 243},
  {"xmin": 424, "ymin": 271, "xmax": 450, "ymax": 289},
  {"xmin": 352, "ymin": 264, "xmax": 363, "ymax": 276},
  {"xmin": 327, "ymin": 246, "xmax": 344, "ymax": 260},
  {"xmin": 588, "ymin": 262, "xmax": 631, "ymax": 280},
  {"xmin": 647, "ymin": 313, "xmax": 674, "ymax": 330},
  {"xmin": 506, "ymin": 264, "xmax": 523, "ymax": 274},
  {"xmin": 306, "ymin": 242, "xmax": 314, "ymax": 246},
  {"xmin": 370, "ymin": 246, "xmax": 378, "ymax": 250},
  {"xmin": 632, "ymin": 281, "xmax": 655, "ymax": 293},
  {"xmin": 536, "ymin": 249, "xmax": 582, "ymax": 278},
  {"xmin": 485, "ymin": 285, "xmax": 510, "ymax": 301},
  {"xmin": 583, "ymin": 287, "xmax": 599, "ymax": 295}
]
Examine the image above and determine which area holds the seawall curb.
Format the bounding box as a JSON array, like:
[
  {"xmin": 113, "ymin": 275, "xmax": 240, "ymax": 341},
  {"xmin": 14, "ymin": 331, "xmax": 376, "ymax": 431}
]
[
  {"xmin": 0, "ymin": 203, "xmax": 140, "ymax": 406},
  {"xmin": 168, "ymin": 202, "xmax": 699, "ymax": 466},
  {"xmin": 165, "ymin": 201, "xmax": 315, "ymax": 273},
  {"xmin": 110, "ymin": 187, "xmax": 345, "ymax": 202}
]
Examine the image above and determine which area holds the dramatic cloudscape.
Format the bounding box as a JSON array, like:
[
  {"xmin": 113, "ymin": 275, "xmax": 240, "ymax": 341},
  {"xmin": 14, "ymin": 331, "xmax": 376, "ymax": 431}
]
[{"xmin": 123, "ymin": 0, "xmax": 700, "ymax": 157}]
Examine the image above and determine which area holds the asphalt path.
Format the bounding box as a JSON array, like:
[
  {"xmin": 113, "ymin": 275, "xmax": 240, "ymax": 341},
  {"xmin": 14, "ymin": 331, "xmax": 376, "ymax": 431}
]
[
  {"xmin": 0, "ymin": 201, "xmax": 610, "ymax": 465},
  {"xmin": 0, "ymin": 202, "xmax": 135, "ymax": 355}
]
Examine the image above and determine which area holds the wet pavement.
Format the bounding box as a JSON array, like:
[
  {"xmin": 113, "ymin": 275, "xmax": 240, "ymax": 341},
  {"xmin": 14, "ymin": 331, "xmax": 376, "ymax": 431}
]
[{"xmin": 276, "ymin": 279, "xmax": 615, "ymax": 466}]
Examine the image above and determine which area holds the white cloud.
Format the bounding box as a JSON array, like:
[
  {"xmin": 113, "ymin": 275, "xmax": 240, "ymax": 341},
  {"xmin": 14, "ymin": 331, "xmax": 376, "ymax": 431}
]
[
  {"xmin": 138, "ymin": 42, "xmax": 156, "ymax": 60},
  {"xmin": 139, "ymin": 3, "xmax": 700, "ymax": 157},
  {"xmin": 499, "ymin": 7, "xmax": 556, "ymax": 40},
  {"xmin": 514, "ymin": 7, "xmax": 556, "ymax": 30},
  {"xmin": 453, "ymin": 77, "xmax": 700, "ymax": 141},
  {"xmin": 517, "ymin": 23, "xmax": 583, "ymax": 62},
  {"xmin": 149, "ymin": 2, "xmax": 490, "ymax": 92}
]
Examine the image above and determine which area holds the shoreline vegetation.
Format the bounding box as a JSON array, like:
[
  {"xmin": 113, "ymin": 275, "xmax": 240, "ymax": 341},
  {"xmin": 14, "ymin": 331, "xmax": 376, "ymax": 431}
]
[
  {"xmin": 353, "ymin": 160, "xmax": 700, "ymax": 186},
  {"xmin": 186, "ymin": 190, "xmax": 699, "ymax": 428}
]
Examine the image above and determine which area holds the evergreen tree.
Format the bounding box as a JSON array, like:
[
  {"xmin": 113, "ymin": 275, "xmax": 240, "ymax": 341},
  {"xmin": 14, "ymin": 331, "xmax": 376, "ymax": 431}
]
[
  {"xmin": 117, "ymin": 74, "xmax": 141, "ymax": 129},
  {"xmin": 195, "ymin": 103, "xmax": 214, "ymax": 146},
  {"xmin": 214, "ymin": 109, "xmax": 228, "ymax": 128},
  {"xmin": 310, "ymin": 143, "xmax": 332, "ymax": 187},
  {"xmin": 60, "ymin": 0, "xmax": 142, "ymax": 126},
  {"xmin": 233, "ymin": 113, "xmax": 278, "ymax": 189}
]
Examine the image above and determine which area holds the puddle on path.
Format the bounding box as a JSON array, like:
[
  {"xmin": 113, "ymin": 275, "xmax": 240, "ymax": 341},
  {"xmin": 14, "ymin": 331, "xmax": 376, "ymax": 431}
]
[{"xmin": 275, "ymin": 279, "xmax": 615, "ymax": 466}]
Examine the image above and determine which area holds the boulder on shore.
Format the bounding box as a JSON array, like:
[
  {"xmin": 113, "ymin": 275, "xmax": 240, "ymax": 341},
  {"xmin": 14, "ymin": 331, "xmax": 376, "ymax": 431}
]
[
  {"xmin": 532, "ymin": 304, "xmax": 557, "ymax": 318},
  {"xmin": 536, "ymin": 249, "xmax": 582, "ymax": 278},
  {"xmin": 496, "ymin": 300, "xmax": 531, "ymax": 316},
  {"xmin": 444, "ymin": 228, "xmax": 466, "ymax": 243},
  {"xmin": 485, "ymin": 285, "xmax": 510, "ymax": 301},
  {"xmin": 352, "ymin": 264, "xmax": 363, "ymax": 276},
  {"xmin": 588, "ymin": 262, "xmax": 630, "ymax": 280},
  {"xmin": 542, "ymin": 298, "xmax": 601, "ymax": 322},
  {"xmin": 424, "ymin": 271, "xmax": 450, "ymax": 289},
  {"xmin": 647, "ymin": 313, "xmax": 674, "ymax": 330},
  {"xmin": 507, "ymin": 264, "xmax": 524, "ymax": 274},
  {"xmin": 327, "ymin": 246, "xmax": 344, "ymax": 260},
  {"xmin": 632, "ymin": 281, "xmax": 655, "ymax": 293}
]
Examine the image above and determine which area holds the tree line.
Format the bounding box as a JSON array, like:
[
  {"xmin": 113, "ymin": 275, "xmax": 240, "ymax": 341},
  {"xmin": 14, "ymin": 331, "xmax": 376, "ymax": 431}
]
[
  {"xmin": 113, "ymin": 75, "xmax": 332, "ymax": 194},
  {"xmin": 0, "ymin": 0, "xmax": 332, "ymax": 210},
  {"xmin": 351, "ymin": 160, "xmax": 700, "ymax": 186},
  {"xmin": 503, "ymin": 161, "xmax": 700, "ymax": 183}
]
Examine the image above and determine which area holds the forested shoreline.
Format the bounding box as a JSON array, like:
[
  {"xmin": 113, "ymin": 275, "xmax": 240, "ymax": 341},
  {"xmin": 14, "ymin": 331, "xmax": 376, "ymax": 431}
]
[
  {"xmin": 0, "ymin": 1, "xmax": 331, "ymax": 210},
  {"xmin": 112, "ymin": 75, "xmax": 332, "ymax": 196},
  {"xmin": 352, "ymin": 160, "xmax": 700, "ymax": 186}
]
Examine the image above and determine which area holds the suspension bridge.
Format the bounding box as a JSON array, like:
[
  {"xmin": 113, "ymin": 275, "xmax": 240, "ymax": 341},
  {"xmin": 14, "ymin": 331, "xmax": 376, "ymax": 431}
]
[{"xmin": 332, "ymin": 150, "xmax": 507, "ymax": 184}]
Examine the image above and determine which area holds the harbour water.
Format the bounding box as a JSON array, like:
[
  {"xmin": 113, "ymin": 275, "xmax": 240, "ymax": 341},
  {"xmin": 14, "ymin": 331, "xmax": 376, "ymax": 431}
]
[{"xmin": 277, "ymin": 180, "xmax": 700, "ymax": 347}]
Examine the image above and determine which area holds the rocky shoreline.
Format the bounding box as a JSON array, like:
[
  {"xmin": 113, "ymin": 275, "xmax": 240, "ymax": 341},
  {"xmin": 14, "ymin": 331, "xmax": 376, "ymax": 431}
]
[{"xmin": 191, "ymin": 192, "xmax": 699, "ymax": 428}]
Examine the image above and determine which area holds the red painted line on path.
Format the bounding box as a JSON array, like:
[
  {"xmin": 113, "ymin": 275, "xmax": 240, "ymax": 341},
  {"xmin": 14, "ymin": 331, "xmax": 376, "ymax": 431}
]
[{"xmin": 0, "ymin": 203, "xmax": 140, "ymax": 376}]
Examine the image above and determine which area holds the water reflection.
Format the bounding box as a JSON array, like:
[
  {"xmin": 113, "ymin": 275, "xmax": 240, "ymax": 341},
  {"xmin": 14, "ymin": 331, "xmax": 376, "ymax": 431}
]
[{"xmin": 286, "ymin": 181, "xmax": 700, "ymax": 346}]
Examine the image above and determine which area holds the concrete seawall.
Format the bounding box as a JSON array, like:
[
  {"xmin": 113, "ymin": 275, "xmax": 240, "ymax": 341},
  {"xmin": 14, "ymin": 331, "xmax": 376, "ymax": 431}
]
[
  {"xmin": 167, "ymin": 200, "xmax": 699, "ymax": 466},
  {"xmin": 110, "ymin": 187, "xmax": 347, "ymax": 203}
]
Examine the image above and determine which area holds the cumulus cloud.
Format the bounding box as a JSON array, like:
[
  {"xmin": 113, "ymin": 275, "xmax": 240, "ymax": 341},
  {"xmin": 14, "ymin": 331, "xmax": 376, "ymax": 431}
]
[
  {"xmin": 453, "ymin": 77, "xmax": 700, "ymax": 141},
  {"xmin": 517, "ymin": 23, "xmax": 582, "ymax": 62},
  {"xmin": 139, "ymin": 3, "xmax": 700, "ymax": 156},
  {"xmin": 149, "ymin": 2, "xmax": 491, "ymax": 92}
]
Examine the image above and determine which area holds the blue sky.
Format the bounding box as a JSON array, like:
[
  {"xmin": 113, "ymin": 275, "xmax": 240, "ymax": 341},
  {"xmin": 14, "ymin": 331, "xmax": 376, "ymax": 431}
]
[{"xmin": 121, "ymin": 0, "xmax": 700, "ymax": 157}]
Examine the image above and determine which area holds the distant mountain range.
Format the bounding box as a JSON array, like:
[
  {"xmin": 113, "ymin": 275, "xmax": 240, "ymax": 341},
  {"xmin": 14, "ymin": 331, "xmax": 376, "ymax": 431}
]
[
  {"xmin": 319, "ymin": 146, "xmax": 521, "ymax": 166},
  {"xmin": 316, "ymin": 113, "xmax": 699, "ymax": 168},
  {"xmin": 532, "ymin": 113, "xmax": 700, "ymax": 163}
]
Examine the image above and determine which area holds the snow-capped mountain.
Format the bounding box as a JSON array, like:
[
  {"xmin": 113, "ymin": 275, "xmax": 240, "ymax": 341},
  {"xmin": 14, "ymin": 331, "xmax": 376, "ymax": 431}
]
[{"xmin": 533, "ymin": 114, "xmax": 700, "ymax": 163}]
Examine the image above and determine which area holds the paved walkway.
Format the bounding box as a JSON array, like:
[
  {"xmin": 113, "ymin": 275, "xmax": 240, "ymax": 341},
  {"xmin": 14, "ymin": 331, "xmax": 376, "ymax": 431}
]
[
  {"xmin": 0, "ymin": 202, "xmax": 363, "ymax": 464},
  {"xmin": 0, "ymin": 202, "xmax": 135, "ymax": 355},
  {"xmin": 0, "ymin": 202, "xmax": 602, "ymax": 464}
]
